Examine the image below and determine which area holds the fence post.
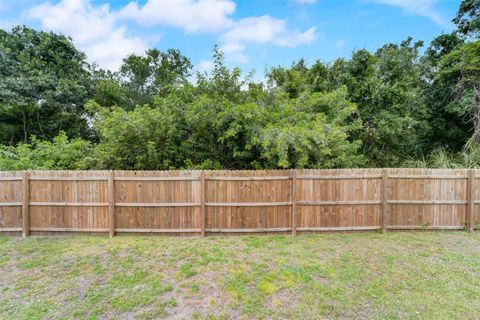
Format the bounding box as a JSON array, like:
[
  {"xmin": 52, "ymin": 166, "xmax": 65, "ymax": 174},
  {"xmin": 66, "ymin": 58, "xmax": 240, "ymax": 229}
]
[
  {"xmin": 467, "ymin": 169, "xmax": 475, "ymax": 232},
  {"xmin": 22, "ymin": 171, "xmax": 30, "ymax": 238},
  {"xmin": 108, "ymin": 170, "xmax": 115, "ymax": 238},
  {"xmin": 381, "ymin": 168, "xmax": 388, "ymax": 234},
  {"xmin": 200, "ymin": 171, "xmax": 206, "ymax": 237},
  {"xmin": 291, "ymin": 169, "xmax": 297, "ymax": 236}
]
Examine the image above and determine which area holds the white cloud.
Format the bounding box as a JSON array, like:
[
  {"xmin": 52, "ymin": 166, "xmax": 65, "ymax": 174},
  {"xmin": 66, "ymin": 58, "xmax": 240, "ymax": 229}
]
[
  {"xmin": 197, "ymin": 60, "xmax": 214, "ymax": 72},
  {"xmin": 28, "ymin": 0, "xmax": 148, "ymax": 70},
  {"xmin": 28, "ymin": 0, "xmax": 115, "ymax": 45},
  {"xmin": 219, "ymin": 43, "xmax": 248, "ymax": 63},
  {"xmin": 223, "ymin": 16, "xmax": 316, "ymax": 48},
  {"xmin": 117, "ymin": 0, "xmax": 236, "ymax": 33},
  {"xmin": 221, "ymin": 49, "xmax": 248, "ymax": 64},
  {"xmin": 220, "ymin": 15, "xmax": 316, "ymax": 63},
  {"xmin": 84, "ymin": 27, "xmax": 147, "ymax": 70},
  {"xmin": 25, "ymin": 0, "xmax": 317, "ymax": 68},
  {"xmin": 221, "ymin": 43, "xmax": 246, "ymax": 54},
  {"xmin": 369, "ymin": 0, "xmax": 446, "ymax": 25}
]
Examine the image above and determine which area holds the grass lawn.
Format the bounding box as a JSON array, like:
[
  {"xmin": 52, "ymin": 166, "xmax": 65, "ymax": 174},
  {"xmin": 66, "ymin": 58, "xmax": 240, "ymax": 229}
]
[{"xmin": 0, "ymin": 232, "xmax": 479, "ymax": 319}]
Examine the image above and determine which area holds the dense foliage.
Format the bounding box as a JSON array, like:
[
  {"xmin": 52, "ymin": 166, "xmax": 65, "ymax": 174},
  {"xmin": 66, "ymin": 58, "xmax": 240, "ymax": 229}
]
[{"xmin": 1, "ymin": 1, "xmax": 479, "ymax": 170}]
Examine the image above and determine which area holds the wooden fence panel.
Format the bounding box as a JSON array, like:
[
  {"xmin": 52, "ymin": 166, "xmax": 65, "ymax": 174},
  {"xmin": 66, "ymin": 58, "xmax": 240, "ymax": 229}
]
[
  {"xmin": 387, "ymin": 168, "xmax": 467, "ymax": 230},
  {"xmin": 0, "ymin": 172, "xmax": 23, "ymax": 232},
  {"xmin": 29, "ymin": 171, "xmax": 109, "ymax": 233},
  {"xmin": 296, "ymin": 169, "xmax": 382, "ymax": 231},
  {"xmin": 113, "ymin": 171, "xmax": 201, "ymax": 233},
  {"xmin": 204, "ymin": 170, "xmax": 292, "ymax": 233},
  {"xmin": 0, "ymin": 169, "xmax": 477, "ymax": 236}
]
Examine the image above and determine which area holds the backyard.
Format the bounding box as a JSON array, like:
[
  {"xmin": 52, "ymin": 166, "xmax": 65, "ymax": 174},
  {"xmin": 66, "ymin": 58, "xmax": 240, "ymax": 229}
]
[{"xmin": 0, "ymin": 232, "xmax": 479, "ymax": 319}]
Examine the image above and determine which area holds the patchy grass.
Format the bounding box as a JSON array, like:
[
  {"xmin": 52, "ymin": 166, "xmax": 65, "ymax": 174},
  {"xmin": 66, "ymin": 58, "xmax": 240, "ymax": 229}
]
[{"xmin": 1, "ymin": 232, "xmax": 480, "ymax": 319}]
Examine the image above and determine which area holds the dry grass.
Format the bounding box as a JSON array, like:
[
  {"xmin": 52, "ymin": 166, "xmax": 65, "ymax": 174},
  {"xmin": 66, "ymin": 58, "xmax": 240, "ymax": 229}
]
[{"xmin": 1, "ymin": 232, "xmax": 480, "ymax": 319}]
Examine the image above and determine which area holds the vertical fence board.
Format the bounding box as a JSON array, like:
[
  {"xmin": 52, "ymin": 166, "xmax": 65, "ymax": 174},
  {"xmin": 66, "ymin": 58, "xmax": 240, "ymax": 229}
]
[
  {"xmin": 291, "ymin": 169, "xmax": 297, "ymax": 236},
  {"xmin": 22, "ymin": 172, "xmax": 30, "ymax": 237},
  {"xmin": 382, "ymin": 169, "xmax": 388, "ymax": 233},
  {"xmin": 467, "ymin": 169, "xmax": 474, "ymax": 232},
  {"xmin": 108, "ymin": 171, "xmax": 115, "ymax": 237},
  {"xmin": 200, "ymin": 172, "xmax": 205, "ymax": 237}
]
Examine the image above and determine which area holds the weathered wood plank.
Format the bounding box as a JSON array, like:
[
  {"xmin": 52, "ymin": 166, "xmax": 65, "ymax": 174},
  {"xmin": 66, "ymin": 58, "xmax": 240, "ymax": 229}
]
[
  {"xmin": 386, "ymin": 225, "xmax": 463, "ymax": 230},
  {"xmin": 0, "ymin": 228, "xmax": 23, "ymax": 232},
  {"xmin": 30, "ymin": 177, "xmax": 108, "ymax": 181},
  {"xmin": 206, "ymin": 176, "xmax": 290, "ymax": 181},
  {"xmin": 21, "ymin": 172, "xmax": 30, "ymax": 237},
  {"xmin": 297, "ymin": 201, "xmax": 382, "ymax": 205},
  {"xmin": 388, "ymin": 175, "xmax": 466, "ymax": 179},
  {"xmin": 115, "ymin": 228, "xmax": 201, "ymax": 233},
  {"xmin": 387, "ymin": 200, "xmax": 467, "ymax": 204},
  {"xmin": 382, "ymin": 168, "xmax": 388, "ymax": 234},
  {"xmin": 205, "ymin": 228, "xmax": 291, "ymax": 233},
  {"xmin": 298, "ymin": 175, "xmax": 382, "ymax": 180},
  {"xmin": 291, "ymin": 170, "xmax": 297, "ymax": 236},
  {"xmin": 205, "ymin": 202, "xmax": 292, "ymax": 207},
  {"xmin": 115, "ymin": 202, "xmax": 200, "ymax": 207},
  {"xmin": 200, "ymin": 172, "xmax": 206, "ymax": 237},
  {"xmin": 467, "ymin": 170, "xmax": 475, "ymax": 232},
  {"xmin": 114, "ymin": 177, "xmax": 199, "ymax": 181},
  {"xmin": 29, "ymin": 202, "xmax": 109, "ymax": 206},
  {"xmin": 30, "ymin": 227, "xmax": 109, "ymax": 232},
  {"xmin": 108, "ymin": 171, "xmax": 115, "ymax": 238},
  {"xmin": 297, "ymin": 226, "xmax": 379, "ymax": 231}
]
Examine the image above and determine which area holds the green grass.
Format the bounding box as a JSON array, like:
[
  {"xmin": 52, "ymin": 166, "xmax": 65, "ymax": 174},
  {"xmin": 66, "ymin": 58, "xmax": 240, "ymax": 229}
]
[{"xmin": 1, "ymin": 232, "xmax": 480, "ymax": 319}]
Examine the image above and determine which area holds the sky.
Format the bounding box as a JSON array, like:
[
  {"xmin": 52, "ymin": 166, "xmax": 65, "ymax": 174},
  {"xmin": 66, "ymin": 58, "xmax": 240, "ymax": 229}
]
[{"xmin": 0, "ymin": 0, "xmax": 461, "ymax": 75}]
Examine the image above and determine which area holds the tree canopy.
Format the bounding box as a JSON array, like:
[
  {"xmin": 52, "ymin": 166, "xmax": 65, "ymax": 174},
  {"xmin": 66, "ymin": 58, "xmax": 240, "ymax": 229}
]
[
  {"xmin": 0, "ymin": 26, "xmax": 92, "ymax": 144},
  {"xmin": 1, "ymin": 0, "xmax": 480, "ymax": 170}
]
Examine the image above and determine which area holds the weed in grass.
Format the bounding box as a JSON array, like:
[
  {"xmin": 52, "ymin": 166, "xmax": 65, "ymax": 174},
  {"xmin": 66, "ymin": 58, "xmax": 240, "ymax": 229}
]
[
  {"xmin": 109, "ymin": 270, "xmax": 148, "ymax": 288},
  {"xmin": 0, "ymin": 236, "xmax": 10, "ymax": 245},
  {"xmin": 178, "ymin": 262, "xmax": 197, "ymax": 278},
  {"xmin": 190, "ymin": 282, "xmax": 200, "ymax": 293},
  {"xmin": 0, "ymin": 254, "xmax": 10, "ymax": 266},
  {"xmin": 256, "ymin": 278, "xmax": 279, "ymax": 295}
]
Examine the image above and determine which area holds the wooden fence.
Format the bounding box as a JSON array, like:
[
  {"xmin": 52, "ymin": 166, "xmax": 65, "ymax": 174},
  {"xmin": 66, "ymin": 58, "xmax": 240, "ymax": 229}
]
[{"xmin": 0, "ymin": 169, "xmax": 478, "ymax": 236}]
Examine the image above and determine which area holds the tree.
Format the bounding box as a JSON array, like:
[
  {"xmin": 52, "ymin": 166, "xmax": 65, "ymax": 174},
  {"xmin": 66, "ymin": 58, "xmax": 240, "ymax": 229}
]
[
  {"xmin": 453, "ymin": 0, "xmax": 480, "ymax": 38},
  {"xmin": 118, "ymin": 48, "xmax": 192, "ymax": 109},
  {"xmin": 267, "ymin": 59, "xmax": 311, "ymax": 98},
  {"xmin": 90, "ymin": 68, "xmax": 128, "ymax": 110},
  {"xmin": 255, "ymin": 88, "xmax": 365, "ymax": 168},
  {"xmin": 1, "ymin": 0, "xmax": 479, "ymax": 170},
  {"xmin": 421, "ymin": 33, "xmax": 469, "ymax": 151},
  {"xmin": 437, "ymin": 42, "xmax": 480, "ymax": 149},
  {"xmin": 362, "ymin": 38, "xmax": 429, "ymax": 165},
  {"xmin": 0, "ymin": 26, "xmax": 92, "ymax": 145},
  {"xmin": 86, "ymin": 101, "xmax": 185, "ymax": 170}
]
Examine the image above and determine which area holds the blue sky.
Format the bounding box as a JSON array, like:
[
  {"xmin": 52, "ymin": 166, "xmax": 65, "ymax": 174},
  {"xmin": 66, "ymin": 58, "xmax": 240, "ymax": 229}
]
[{"xmin": 0, "ymin": 0, "xmax": 461, "ymax": 74}]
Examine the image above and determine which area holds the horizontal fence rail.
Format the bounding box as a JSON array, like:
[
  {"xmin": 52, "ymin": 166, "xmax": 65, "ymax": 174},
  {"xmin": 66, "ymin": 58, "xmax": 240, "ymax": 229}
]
[{"xmin": 0, "ymin": 168, "xmax": 478, "ymax": 237}]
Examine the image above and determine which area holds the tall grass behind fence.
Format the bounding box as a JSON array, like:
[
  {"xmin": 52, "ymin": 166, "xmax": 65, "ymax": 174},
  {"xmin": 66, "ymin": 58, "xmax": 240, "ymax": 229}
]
[{"xmin": 0, "ymin": 169, "xmax": 477, "ymax": 236}]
